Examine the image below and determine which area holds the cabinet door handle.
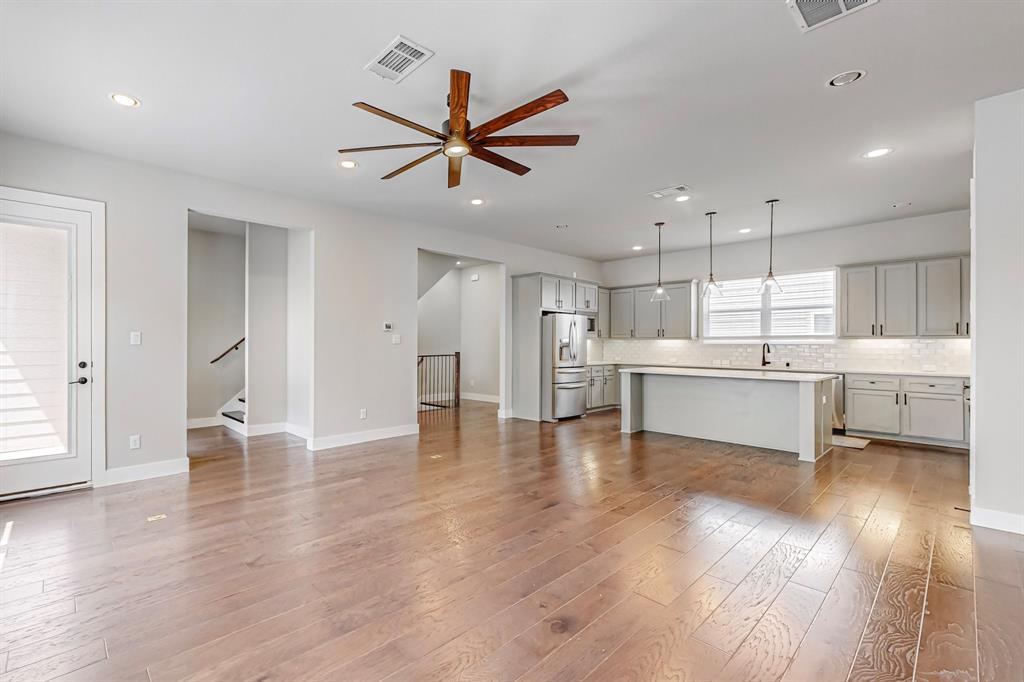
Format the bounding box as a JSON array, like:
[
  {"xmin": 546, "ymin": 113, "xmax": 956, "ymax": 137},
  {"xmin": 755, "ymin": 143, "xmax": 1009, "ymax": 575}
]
[
  {"xmin": 896, "ymin": 392, "xmax": 899, "ymax": 405},
  {"xmin": 904, "ymin": 393, "xmax": 907, "ymax": 405},
  {"xmin": 966, "ymin": 322, "xmax": 969, "ymax": 335},
  {"xmin": 880, "ymin": 324, "xmax": 884, "ymax": 336},
  {"xmin": 871, "ymin": 324, "xmax": 875, "ymax": 336},
  {"xmin": 956, "ymin": 322, "xmax": 959, "ymax": 335}
]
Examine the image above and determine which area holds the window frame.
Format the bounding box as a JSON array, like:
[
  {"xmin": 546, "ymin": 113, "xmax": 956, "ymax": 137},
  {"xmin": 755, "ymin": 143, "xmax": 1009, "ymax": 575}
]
[{"xmin": 700, "ymin": 267, "xmax": 838, "ymax": 341}]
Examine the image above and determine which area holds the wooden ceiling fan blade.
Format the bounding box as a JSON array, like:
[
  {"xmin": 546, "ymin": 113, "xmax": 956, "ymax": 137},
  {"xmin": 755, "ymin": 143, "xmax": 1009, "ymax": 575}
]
[
  {"xmin": 468, "ymin": 90, "xmax": 569, "ymax": 140},
  {"xmin": 353, "ymin": 102, "xmax": 447, "ymax": 140},
  {"xmin": 476, "ymin": 135, "xmax": 579, "ymax": 147},
  {"xmin": 382, "ymin": 149, "xmax": 443, "ymax": 179},
  {"xmin": 447, "ymin": 156, "xmax": 462, "ymax": 188},
  {"xmin": 469, "ymin": 146, "xmax": 531, "ymax": 176},
  {"xmin": 338, "ymin": 142, "xmax": 442, "ymax": 153},
  {"xmin": 449, "ymin": 70, "xmax": 471, "ymax": 139}
]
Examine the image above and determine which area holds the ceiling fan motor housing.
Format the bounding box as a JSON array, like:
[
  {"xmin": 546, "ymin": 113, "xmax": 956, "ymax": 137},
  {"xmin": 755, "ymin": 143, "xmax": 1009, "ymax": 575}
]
[{"xmin": 441, "ymin": 119, "xmax": 470, "ymax": 136}]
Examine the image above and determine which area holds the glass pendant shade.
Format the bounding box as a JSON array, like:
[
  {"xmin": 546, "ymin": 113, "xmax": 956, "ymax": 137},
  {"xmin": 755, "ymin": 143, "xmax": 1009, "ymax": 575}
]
[
  {"xmin": 759, "ymin": 271, "xmax": 783, "ymax": 294},
  {"xmin": 703, "ymin": 275, "xmax": 723, "ymax": 299}
]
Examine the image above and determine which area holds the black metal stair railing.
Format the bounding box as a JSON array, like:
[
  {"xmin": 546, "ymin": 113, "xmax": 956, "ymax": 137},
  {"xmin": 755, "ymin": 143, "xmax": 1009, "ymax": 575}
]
[{"xmin": 417, "ymin": 352, "xmax": 460, "ymax": 411}]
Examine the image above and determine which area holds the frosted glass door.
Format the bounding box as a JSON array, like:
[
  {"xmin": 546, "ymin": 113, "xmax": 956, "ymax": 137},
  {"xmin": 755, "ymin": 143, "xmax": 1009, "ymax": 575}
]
[{"xmin": 0, "ymin": 200, "xmax": 92, "ymax": 495}]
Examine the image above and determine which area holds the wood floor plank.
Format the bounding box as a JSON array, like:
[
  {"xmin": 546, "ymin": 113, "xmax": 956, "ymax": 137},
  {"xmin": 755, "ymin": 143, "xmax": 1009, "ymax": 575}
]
[
  {"xmin": 0, "ymin": 403, "xmax": 1004, "ymax": 682},
  {"xmin": 915, "ymin": 581, "xmax": 978, "ymax": 682}
]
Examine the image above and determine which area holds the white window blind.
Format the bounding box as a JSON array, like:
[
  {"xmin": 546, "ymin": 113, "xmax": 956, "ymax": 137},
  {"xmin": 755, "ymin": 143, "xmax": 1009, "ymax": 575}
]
[{"xmin": 703, "ymin": 269, "xmax": 835, "ymax": 339}]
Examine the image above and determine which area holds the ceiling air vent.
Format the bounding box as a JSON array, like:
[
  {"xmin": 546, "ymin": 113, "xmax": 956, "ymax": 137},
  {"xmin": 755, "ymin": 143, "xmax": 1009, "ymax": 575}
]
[
  {"xmin": 364, "ymin": 35, "xmax": 434, "ymax": 83},
  {"xmin": 786, "ymin": 0, "xmax": 879, "ymax": 33},
  {"xmin": 647, "ymin": 185, "xmax": 690, "ymax": 200}
]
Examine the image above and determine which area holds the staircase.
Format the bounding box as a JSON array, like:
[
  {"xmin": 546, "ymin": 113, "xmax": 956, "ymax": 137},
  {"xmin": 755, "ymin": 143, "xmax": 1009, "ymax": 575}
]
[{"xmin": 222, "ymin": 396, "xmax": 245, "ymax": 424}]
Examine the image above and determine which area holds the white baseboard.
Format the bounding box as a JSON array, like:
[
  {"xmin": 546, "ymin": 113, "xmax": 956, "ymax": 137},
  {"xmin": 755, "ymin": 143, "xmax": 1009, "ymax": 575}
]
[
  {"xmin": 187, "ymin": 416, "xmax": 222, "ymax": 429},
  {"xmin": 246, "ymin": 422, "xmax": 286, "ymax": 436},
  {"xmin": 222, "ymin": 417, "xmax": 247, "ymax": 436},
  {"xmin": 308, "ymin": 423, "xmax": 419, "ymax": 452},
  {"xmin": 462, "ymin": 392, "xmax": 500, "ymax": 404},
  {"xmin": 97, "ymin": 457, "xmax": 190, "ymax": 487},
  {"xmin": 971, "ymin": 506, "xmax": 1024, "ymax": 535}
]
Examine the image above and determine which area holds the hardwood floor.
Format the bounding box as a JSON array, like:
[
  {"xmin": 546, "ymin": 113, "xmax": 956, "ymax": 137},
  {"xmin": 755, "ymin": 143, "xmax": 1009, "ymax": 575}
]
[{"xmin": 1, "ymin": 400, "xmax": 1022, "ymax": 681}]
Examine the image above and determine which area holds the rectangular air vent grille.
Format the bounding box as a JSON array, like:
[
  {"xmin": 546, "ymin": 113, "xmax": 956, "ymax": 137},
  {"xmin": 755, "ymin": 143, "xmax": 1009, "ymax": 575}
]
[
  {"xmin": 364, "ymin": 35, "xmax": 434, "ymax": 83},
  {"xmin": 786, "ymin": 0, "xmax": 879, "ymax": 33},
  {"xmin": 647, "ymin": 185, "xmax": 690, "ymax": 200}
]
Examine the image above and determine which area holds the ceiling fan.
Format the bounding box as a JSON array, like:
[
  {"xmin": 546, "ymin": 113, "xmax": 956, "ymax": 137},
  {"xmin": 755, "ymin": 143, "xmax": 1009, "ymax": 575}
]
[{"xmin": 338, "ymin": 69, "xmax": 579, "ymax": 188}]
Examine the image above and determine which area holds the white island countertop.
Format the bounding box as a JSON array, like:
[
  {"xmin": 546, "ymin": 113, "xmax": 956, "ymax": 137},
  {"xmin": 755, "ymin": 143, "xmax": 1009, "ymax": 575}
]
[
  {"xmin": 619, "ymin": 366, "xmax": 838, "ymax": 383},
  {"xmin": 587, "ymin": 360, "xmax": 967, "ymax": 379}
]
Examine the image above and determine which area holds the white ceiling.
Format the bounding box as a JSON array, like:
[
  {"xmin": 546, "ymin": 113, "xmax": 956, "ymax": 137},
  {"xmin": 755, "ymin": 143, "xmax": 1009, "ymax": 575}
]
[{"xmin": 2, "ymin": 1, "xmax": 1021, "ymax": 261}]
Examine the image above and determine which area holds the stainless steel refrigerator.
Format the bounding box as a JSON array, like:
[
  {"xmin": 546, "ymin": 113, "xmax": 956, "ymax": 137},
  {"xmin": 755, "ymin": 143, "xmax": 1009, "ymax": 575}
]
[{"xmin": 541, "ymin": 312, "xmax": 588, "ymax": 422}]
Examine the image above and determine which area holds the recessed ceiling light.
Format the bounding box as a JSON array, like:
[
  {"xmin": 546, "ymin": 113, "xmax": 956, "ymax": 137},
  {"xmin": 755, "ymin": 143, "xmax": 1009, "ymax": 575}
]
[
  {"xmin": 456, "ymin": 260, "xmax": 462, "ymax": 265},
  {"xmin": 862, "ymin": 147, "xmax": 893, "ymax": 159},
  {"xmin": 470, "ymin": 198, "xmax": 484, "ymax": 205},
  {"xmin": 632, "ymin": 245, "xmax": 643, "ymax": 251},
  {"xmin": 674, "ymin": 195, "xmax": 691, "ymax": 203},
  {"xmin": 739, "ymin": 228, "xmax": 752, "ymax": 234},
  {"xmin": 109, "ymin": 92, "xmax": 140, "ymax": 108},
  {"xmin": 828, "ymin": 70, "xmax": 866, "ymax": 87},
  {"xmin": 337, "ymin": 159, "xmax": 358, "ymax": 169}
]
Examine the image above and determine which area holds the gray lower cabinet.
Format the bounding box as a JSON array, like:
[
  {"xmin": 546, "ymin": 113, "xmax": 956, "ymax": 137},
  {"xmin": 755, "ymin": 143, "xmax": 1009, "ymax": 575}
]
[
  {"xmin": 845, "ymin": 373, "xmax": 967, "ymax": 444},
  {"xmin": 586, "ymin": 366, "xmax": 619, "ymax": 409},
  {"xmin": 846, "ymin": 387, "xmax": 901, "ymax": 434}
]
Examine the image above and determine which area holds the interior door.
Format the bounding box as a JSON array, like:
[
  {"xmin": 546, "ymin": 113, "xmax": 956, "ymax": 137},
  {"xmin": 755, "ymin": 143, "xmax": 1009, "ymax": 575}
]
[{"xmin": 0, "ymin": 199, "xmax": 92, "ymax": 495}]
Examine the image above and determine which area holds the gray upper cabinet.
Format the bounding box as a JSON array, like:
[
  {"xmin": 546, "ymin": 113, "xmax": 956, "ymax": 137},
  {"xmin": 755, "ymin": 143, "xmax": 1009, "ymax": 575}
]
[
  {"xmin": 610, "ymin": 289, "xmax": 635, "ymax": 338},
  {"xmin": 660, "ymin": 282, "xmax": 696, "ymax": 339},
  {"xmin": 960, "ymin": 257, "xmax": 970, "ymax": 336},
  {"xmin": 633, "ymin": 288, "xmax": 661, "ymax": 338},
  {"xmin": 540, "ymin": 276, "xmax": 559, "ymax": 309},
  {"xmin": 876, "ymin": 262, "xmax": 917, "ymax": 337},
  {"xmin": 597, "ymin": 288, "xmax": 611, "ymax": 338},
  {"xmin": 575, "ymin": 283, "xmax": 598, "ymax": 313},
  {"xmin": 540, "ymin": 275, "xmax": 580, "ymax": 311},
  {"xmin": 558, "ymin": 278, "xmax": 576, "ymax": 310},
  {"xmin": 918, "ymin": 257, "xmax": 962, "ymax": 336},
  {"xmin": 840, "ymin": 266, "xmax": 877, "ymax": 337}
]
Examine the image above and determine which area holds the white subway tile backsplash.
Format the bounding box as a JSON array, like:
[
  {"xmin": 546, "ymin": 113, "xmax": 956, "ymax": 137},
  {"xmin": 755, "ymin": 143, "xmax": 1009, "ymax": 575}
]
[{"xmin": 590, "ymin": 337, "xmax": 970, "ymax": 375}]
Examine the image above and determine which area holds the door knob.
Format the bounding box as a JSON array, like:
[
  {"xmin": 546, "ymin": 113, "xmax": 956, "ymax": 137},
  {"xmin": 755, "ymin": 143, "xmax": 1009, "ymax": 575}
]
[{"xmin": 69, "ymin": 377, "xmax": 88, "ymax": 385}]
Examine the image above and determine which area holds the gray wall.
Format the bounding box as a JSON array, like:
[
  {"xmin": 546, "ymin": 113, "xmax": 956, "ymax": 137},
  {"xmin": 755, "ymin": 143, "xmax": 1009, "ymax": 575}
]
[
  {"xmin": 460, "ymin": 264, "xmax": 502, "ymax": 398},
  {"xmin": 286, "ymin": 228, "xmax": 313, "ymax": 436},
  {"xmin": 972, "ymin": 88, "xmax": 1024, "ymax": 532},
  {"xmin": 0, "ymin": 132, "xmax": 599, "ymax": 467},
  {"xmin": 186, "ymin": 228, "xmax": 244, "ymax": 419},
  {"xmin": 246, "ymin": 223, "xmax": 288, "ymax": 426},
  {"xmin": 417, "ymin": 270, "xmax": 461, "ymax": 356}
]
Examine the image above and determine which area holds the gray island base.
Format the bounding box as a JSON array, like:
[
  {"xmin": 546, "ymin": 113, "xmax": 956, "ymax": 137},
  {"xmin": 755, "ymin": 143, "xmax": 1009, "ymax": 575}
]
[{"xmin": 619, "ymin": 367, "xmax": 838, "ymax": 462}]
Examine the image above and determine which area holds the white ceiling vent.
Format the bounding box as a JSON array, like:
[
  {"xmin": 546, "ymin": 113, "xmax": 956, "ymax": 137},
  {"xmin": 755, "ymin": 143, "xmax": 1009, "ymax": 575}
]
[
  {"xmin": 786, "ymin": 0, "xmax": 879, "ymax": 33},
  {"xmin": 647, "ymin": 185, "xmax": 690, "ymax": 200},
  {"xmin": 364, "ymin": 35, "xmax": 434, "ymax": 83}
]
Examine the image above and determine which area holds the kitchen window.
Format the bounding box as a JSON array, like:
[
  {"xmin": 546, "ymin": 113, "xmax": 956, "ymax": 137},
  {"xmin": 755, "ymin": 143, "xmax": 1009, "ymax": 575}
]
[{"xmin": 703, "ymin": 269, "xmax": 836, "ymax": 339}]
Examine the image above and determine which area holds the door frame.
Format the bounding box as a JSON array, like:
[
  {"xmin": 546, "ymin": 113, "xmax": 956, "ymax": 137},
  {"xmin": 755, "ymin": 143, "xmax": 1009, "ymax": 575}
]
[{"xmin": 0, "ymin": 185, "xmax": 106, "ymax": 489}]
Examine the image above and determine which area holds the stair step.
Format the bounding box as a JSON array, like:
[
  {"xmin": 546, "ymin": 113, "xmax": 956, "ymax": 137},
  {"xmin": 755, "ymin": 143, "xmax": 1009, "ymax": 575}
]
[
  {"xmin": 222, "ymin": 410, "xmax": 245, "ymax": 424},
  {"xmin": 238, "ymin": 397, "xmax": 245, "ymax": 403}
]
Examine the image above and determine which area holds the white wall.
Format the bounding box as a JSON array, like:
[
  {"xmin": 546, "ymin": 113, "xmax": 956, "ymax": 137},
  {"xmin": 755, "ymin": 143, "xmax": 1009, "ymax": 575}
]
[
  {"xmin": 971, "ymin": 89, "xmax": 1024, "ymax": 534},
  {"xmin": 286, "ymin": 228, "xmax": 313, "ymax": 436},
  {"xmin": 0, "ymin": 133, "xmax": 599, "ymax": 468},
  {"xmin": 186, "ymin": 228, "xmax": 245, "ymax": 419},
  {"xmin": 246, "ymin": 223, "xmax": 288, "ymax": 427},
  {"xmin": 418, "ymin": 250, "xmax": 459, "ymax": 299},
  {"xmin": 416, "ymin": 269, "xmax": 461, "ymax": 355},
  {"xmin": 460, "ymin": 264, "xmax": 502, "ymax": 399},
  {"xmin": 601, "ymin": 210, "xmax": 970, "ymax": 287}
]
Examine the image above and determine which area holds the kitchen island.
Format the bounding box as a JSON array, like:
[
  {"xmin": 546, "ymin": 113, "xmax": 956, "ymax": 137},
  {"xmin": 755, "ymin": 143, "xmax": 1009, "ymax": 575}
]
[{"xmin": 620, "ymin": 366, "xmax": 838, "ymax": 461}]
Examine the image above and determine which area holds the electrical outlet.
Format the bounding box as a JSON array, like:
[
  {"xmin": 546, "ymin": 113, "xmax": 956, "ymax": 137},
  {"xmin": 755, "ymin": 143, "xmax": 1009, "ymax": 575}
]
[
  {"xmin": 359, "ymin": 408, "xmax": 367, "ymax": 420},
  {"xmin": 129, "ymin": 434, "xmax": 141, "ymax": 449},
  {"xmin": 391, "ymin": 334, "xmax": 401, "ymax": 345},
  {"xmin": 469, "ymin": 378, "xmax": 476, "ymax": 387}
]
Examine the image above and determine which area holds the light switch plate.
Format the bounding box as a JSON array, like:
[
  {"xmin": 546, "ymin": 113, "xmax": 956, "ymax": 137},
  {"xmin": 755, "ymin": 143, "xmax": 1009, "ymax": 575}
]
[
  {"xmin": 129, "ymin": 331, "xmax": 142, "ymax": 345},
  {"xmin": 129, "ymin": 434, "xmax": 141, "ymax": 449},
  {"xmin": 391, "ymin": 334, "xmax": 401, "ymax": 345},
  {"xmin": 359, "ymin": 408, "xmax": 367, "ymax": 419},
  {"xmin": 470, "ymin": 273, "xmax": 480, "ymax": 282}
]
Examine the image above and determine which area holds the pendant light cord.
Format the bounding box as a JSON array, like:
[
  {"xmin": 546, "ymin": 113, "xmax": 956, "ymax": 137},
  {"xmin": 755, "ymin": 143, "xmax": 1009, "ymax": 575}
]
[
  {"xmin": 709, "ymin": 213, "xmax": 714, "ymax": 276},
  {"xmin": 655, "ymin": 221, "xmax": 664, "ymax": 286},
  {"xmin": 769, "ymin": 201, "xmax": 774, "ymax": 272}
]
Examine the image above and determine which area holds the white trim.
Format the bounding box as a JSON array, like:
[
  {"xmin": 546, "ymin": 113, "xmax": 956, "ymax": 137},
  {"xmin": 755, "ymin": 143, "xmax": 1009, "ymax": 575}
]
[
  {"xmin": 187, "ymin": 416, "xmax": 223, "ymax": 429},
  {"xmin": 285, "ymin": 423, "xmax": 310, "ymax": 439},
  {"xmin": 462, "ymin": 392, "xmax": 500, "ymax": 403},
  {"xmin": 246, "ymin": 422, "xmax": 286, "ymax": 436},
  {"xmin": 308, "ymin": 423, "xmax": 419, "ymax": 452},
  {"xmin": 970, "ymin": 506, "xmax": 1024, "ymax": 535},
  {"xmin": 96, "ymin": 457, "xmax": 189, "ymax": 487},
  {"xmin": 222, "ymin": 416, "xmax": 247, "ymax": 436},
  {"xmin": 0, "ymin": 482, "xmax": 93, "ymax": 503},
  {"xmin": 0, "ymin": 186, "xmax": 107, "ymax": 488}
]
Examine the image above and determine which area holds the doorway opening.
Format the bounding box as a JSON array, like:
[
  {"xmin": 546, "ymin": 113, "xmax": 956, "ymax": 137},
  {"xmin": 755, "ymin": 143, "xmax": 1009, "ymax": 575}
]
[
  {"xmin": 186, "ymin": 211, "xmax": 312, "ymax": 451},
  {"xmin": 417, "ymin": 250, "xmax": 502, "ymax": 419}
]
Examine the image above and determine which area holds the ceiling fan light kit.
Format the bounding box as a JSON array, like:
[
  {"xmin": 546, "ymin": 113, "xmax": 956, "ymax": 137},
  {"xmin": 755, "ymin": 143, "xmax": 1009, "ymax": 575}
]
[{"xmin": 338, "ymin": 69, "xmax": 579, "ymax": 188}]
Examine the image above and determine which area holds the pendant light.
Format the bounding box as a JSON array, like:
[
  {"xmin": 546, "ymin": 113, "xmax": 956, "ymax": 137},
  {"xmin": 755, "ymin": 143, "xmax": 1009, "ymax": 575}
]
[
  {"xmin": 703, "ymin": 211, "xmax": 722, "ymax": 299},
  {"xmin": 758, "ymin": 199, "xmax": 783, "ymax": 294},
  {"xmin": 650, "ymin": 221, "xmax": 670, "ymax": 302}
]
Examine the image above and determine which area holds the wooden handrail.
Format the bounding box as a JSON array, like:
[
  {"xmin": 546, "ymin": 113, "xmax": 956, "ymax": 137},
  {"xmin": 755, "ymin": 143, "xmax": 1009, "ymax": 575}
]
[{"xmin": 210, "ymin": 337, "xmax": 244, "ymax": 364}]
